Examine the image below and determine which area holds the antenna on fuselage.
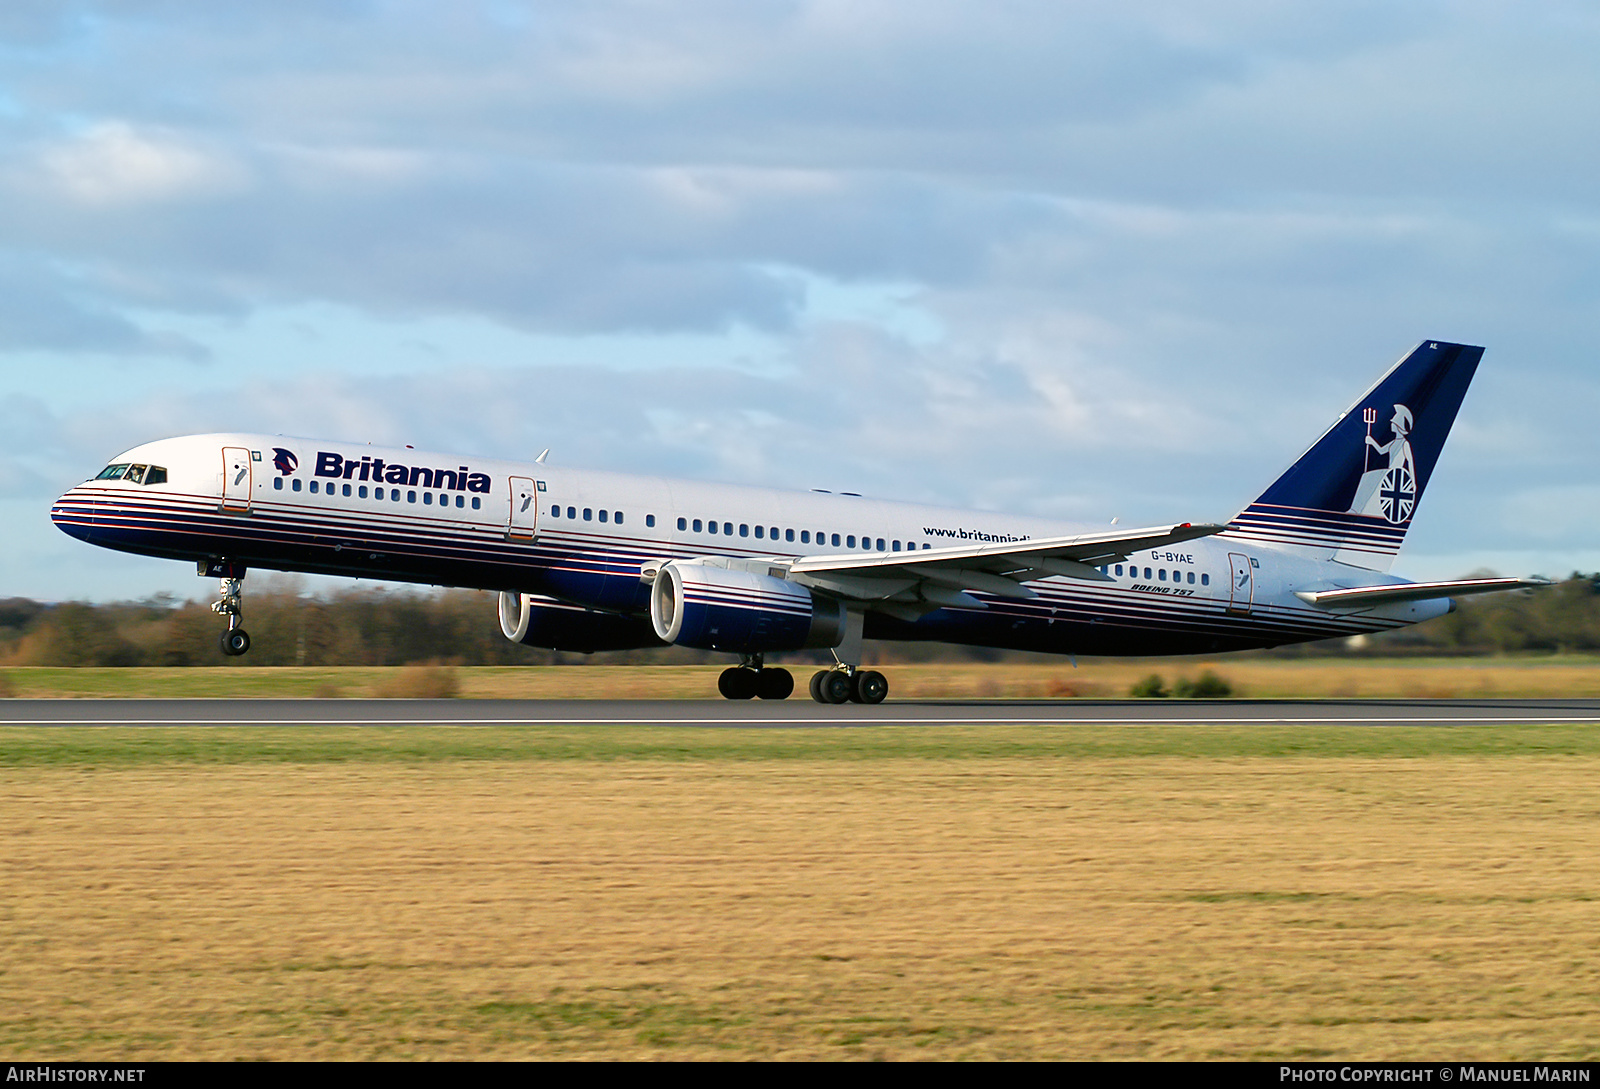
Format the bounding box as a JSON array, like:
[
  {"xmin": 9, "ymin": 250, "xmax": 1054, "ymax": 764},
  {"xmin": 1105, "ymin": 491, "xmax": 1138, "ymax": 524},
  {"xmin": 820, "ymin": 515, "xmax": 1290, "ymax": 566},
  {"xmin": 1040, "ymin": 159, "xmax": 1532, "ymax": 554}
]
[{"xmin": 535, "ymin": 449, "xmax": 549, "ymax": 464}]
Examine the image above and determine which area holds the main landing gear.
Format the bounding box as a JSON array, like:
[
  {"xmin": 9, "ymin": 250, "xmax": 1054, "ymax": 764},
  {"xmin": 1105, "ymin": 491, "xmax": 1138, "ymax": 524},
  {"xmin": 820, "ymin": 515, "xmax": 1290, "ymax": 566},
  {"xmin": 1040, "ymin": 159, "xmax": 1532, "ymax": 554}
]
[
  {"xmin": 203, "ymin": 562, "xmax": 251, "ymax": 657},
  {"xmin": 717, "ymin": 654, "xmax": 795, "ymax": 700},
  {"xmin": 808, "ymin": 667, "xmax": 888, "ymax": 705},
  {"xmin": 714, "ymin": 613, "xmax": 887, "ymax": 704}
]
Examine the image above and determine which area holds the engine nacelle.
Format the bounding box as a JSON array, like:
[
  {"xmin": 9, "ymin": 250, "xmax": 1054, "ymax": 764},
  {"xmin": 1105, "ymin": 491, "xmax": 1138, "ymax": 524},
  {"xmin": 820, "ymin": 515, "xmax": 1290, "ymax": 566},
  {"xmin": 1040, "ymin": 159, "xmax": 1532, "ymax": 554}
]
[
  {"xmin": 497, "ymin": 591, "xmax": 663, "ymax": 653},
  {"xmin": 649, "ymin": 561, "xmax": 846, "ymax": 653}
]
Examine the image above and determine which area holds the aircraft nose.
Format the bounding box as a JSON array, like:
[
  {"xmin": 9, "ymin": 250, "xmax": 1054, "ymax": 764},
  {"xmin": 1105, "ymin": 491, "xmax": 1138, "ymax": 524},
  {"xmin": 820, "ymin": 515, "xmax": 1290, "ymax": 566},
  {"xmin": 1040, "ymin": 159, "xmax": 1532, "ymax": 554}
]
[{"xmin": 51, "ymin": 486, "xmax": 95, "ymax": 543}]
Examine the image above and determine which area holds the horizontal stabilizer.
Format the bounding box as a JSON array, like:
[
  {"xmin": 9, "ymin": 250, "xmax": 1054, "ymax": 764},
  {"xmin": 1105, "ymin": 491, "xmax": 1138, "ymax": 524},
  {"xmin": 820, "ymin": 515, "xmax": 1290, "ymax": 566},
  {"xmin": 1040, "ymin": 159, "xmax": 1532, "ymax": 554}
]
[{"xmin": 1295, "ymin": 576, "xmax": 1551, "ymax": 609}]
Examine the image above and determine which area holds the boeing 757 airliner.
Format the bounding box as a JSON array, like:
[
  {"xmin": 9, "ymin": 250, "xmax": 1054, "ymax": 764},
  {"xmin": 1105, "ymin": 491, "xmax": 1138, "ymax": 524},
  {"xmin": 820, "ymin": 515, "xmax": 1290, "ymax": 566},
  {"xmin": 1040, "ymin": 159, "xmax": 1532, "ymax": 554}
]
[{"xmin": 51, "ymin": 340, "xmax": 1546, "ymax": 703}]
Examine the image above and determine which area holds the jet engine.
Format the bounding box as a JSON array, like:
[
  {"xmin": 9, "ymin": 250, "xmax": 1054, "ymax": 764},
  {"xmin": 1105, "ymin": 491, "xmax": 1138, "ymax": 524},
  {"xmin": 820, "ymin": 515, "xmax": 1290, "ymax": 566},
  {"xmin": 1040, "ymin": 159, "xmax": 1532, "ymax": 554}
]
[
  {"xmin": 649, "ymin": 561, "xmax": 845, "ymax": 653},
  {"xmin": 497, "ymin": 591, "xmax": 663, "ymax": 653}
]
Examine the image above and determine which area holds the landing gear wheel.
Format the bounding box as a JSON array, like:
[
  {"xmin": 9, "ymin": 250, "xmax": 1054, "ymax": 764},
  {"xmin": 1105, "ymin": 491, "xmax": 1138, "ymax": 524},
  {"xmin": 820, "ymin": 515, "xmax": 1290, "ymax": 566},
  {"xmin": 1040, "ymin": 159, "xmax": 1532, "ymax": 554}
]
[
  {"xmin": 756, "ymin": 668, "xmax": 794, "ymax": 700},
  {"xmin": 809, "ymin": 670, "xmax": 828, "ymax": 703},
  {"xmin": 818, "ymin": 670, "xmax": 853, "ymax": 705},
  {"xmin": 852, "ymin": 670, "xmax": 888, "ymax": 705},
  {"xmin": 718, "ymin": 667, "xmax": 758, "ymax": 700},
  {"xmin": 220, "ymin": 628, "xmax": 251, "ymax": 657}
]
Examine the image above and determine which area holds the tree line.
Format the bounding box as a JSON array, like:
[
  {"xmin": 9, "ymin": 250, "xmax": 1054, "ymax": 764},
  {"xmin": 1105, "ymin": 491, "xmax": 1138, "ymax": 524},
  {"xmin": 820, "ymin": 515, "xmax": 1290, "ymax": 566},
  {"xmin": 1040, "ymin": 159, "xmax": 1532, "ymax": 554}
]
[{"xmin": 1, "ymin": 574, "xmax": 1593, "ymax": 668}]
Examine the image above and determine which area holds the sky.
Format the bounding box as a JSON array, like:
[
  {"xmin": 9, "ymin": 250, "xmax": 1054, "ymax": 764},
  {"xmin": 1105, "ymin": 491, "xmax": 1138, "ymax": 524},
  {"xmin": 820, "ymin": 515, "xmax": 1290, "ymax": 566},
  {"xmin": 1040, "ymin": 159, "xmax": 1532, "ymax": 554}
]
[{"xmin": 2, "ymin": 0, "xmax": 1597, "ymax": 603}]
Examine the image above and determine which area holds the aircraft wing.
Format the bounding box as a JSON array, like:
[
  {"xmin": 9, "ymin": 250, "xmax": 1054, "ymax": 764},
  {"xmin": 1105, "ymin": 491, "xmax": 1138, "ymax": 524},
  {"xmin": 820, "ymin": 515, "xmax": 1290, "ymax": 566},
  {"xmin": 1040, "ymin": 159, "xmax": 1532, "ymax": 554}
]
[
  {"xmin": 783, "ymin": 522, "xmax": 1225, "ymax": 609},
  {"xmin": 1295, "ymin": 576, "xmax": 1552, "ymax": 609}
]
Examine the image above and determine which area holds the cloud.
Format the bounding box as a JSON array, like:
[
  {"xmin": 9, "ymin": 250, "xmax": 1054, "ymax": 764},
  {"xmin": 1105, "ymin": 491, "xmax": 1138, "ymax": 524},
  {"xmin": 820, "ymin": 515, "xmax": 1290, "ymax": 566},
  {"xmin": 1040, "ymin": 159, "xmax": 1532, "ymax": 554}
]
[
  {"xmin": 2, "ymin": 2, "xmax": 1598, "ymax": 598},
  {"xmin": 40, "ymin": 122, "xmax": 246, "ymax": 206}
]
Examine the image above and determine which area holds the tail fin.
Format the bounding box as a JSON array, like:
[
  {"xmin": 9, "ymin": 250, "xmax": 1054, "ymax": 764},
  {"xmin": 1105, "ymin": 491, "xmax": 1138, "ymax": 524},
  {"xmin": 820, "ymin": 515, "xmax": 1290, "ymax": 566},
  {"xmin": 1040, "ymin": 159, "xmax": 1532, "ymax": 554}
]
[{"xmin": 1224, "ymin": 340, "xmax": 1482, "ymax": 572}]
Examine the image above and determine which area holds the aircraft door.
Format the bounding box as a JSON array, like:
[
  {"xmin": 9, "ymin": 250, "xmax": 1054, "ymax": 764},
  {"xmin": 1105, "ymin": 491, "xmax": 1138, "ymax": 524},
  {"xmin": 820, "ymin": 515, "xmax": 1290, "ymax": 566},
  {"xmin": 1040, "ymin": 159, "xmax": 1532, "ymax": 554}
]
[
  {"xmin": 221, "ymin": 447, "xmax": 253, "ymax": 513},
  {"xmin": 507, "ymin": 476, "xmax": 538, "ymax": 541},
  {"xmin": 1227, "ymin": 552, "xmax": 1254, "ymax": 615}
]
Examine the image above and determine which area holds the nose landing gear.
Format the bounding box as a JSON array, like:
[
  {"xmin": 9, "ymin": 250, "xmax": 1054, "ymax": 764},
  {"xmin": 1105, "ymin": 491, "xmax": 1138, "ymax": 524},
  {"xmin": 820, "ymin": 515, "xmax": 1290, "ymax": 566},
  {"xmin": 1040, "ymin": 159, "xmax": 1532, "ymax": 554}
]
[{"xmin": 202, "ymin": 561, "xmax": 251, "ymax": 657}]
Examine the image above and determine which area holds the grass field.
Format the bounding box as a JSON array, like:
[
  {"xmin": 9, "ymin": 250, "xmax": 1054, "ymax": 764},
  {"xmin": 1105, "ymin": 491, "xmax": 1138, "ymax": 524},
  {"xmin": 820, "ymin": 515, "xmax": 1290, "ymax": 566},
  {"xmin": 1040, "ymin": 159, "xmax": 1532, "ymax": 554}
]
[
  {"xmin": 4, "ymin": 723, "xmax": 1599, "ymax": 1060},
  {"xmin": 4, "ymin": 655, "xmax": 1600, "ymax": 699}
]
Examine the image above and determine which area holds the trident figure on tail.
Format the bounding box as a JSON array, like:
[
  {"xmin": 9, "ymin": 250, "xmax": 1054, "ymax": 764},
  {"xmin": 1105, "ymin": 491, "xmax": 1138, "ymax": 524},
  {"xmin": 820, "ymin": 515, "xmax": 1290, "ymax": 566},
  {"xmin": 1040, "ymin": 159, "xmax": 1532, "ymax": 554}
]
[{"xmin": 1349, "ymin": 403, "xmax": 1417, "ymax": 522}]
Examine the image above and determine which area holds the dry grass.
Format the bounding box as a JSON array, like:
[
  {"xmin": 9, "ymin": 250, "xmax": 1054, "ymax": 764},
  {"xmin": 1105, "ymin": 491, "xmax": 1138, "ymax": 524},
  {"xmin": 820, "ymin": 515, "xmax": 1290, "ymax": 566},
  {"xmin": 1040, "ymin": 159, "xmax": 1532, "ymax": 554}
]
[
  {"xmin": 4, "ymin": 656, "xmax": 1600, "ymax": 700},
  {"xmin": 371, "ymin": 664, "xmax": 461, "ymax": 699},
  {"xmin": 3, "ymin": 739, "xmax": 1599, "ymax": 1060}
]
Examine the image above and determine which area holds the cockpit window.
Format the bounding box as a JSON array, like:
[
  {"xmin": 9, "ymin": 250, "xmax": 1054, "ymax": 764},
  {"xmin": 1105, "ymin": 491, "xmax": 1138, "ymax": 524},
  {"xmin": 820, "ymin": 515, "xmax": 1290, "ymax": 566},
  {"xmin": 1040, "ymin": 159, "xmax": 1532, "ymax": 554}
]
[{"xmin": 92, "ymin": 463, "xmax": 166, "ymax": 484}]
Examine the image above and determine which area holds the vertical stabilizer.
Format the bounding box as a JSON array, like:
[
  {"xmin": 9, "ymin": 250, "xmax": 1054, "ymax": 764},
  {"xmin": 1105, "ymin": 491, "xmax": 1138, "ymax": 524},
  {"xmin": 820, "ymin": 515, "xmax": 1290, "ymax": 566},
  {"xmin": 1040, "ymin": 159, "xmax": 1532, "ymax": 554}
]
[{"xmin": 1224, "ymin": 340, "xmax": 1482, "ymax": 572}]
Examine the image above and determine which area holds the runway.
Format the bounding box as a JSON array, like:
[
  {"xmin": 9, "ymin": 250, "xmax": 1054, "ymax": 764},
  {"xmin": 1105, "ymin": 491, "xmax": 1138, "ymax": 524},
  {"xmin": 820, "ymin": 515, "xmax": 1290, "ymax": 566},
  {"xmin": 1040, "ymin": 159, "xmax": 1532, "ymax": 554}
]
[{"xmin": 4, "ymin": 698, "xmax": 1600, "ymax": 727}]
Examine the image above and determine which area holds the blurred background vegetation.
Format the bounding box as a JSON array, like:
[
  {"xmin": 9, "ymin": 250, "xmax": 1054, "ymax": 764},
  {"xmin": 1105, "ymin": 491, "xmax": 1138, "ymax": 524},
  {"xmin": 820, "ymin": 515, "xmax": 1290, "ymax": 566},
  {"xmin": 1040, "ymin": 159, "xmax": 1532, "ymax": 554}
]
[{"xmin": 0, "ymin": 574, "xmax": 1594, "ymax": 669}]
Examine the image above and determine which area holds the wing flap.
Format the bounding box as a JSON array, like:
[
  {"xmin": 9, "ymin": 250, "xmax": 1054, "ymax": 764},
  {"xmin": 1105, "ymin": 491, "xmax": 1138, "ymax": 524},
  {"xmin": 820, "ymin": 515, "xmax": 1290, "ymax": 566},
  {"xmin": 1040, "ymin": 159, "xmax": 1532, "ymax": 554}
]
[
  {"xmin": 782, "ymin": 521, "xmax": 1224, "ymax": 609},
  {"xmin": 789, "ymin": 522, "xmax": 1223, "ymax": 578}
]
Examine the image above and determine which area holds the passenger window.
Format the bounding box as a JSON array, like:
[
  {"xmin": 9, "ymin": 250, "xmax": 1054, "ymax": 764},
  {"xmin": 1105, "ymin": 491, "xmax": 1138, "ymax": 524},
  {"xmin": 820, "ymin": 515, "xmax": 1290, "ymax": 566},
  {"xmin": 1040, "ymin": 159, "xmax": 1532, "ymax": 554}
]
[
  {"xmin": 552, "ymin": 505, "xmax": 560, "ymax": 517},
  {"xmin": 876, "ymin": 538, "xmax": 885, "ymax": 551},
  {"xmin": 892, "ymin": 541, "xmax": 901, "ymax": 552},
  {"xmin": 693, "ymin": 519, "xmax": 703, "ymax": 532},
  {"xmin": 677, "ymin": 517, "xmax": 686, "ymax": 531},
  {"xmin": 770, "ymin": 527, "xmax": 778, "ymax": 539},
  {"xmin": 456, "ymin": 495, "xmax": 464, "ymax": 508},
  {"xmin": 274, "ymin": 478, "xmax": 283, "ymax": 491},
  {"xmin": 359, "ymin": 486, "xmax": 368, "ymax": 498},
  {"xmin": 800, "ymin": 530, "xmax": 810, "ymax": 544},
  {"xmin": 309, "ymin": 480, "xmax": 319, "ymax": 494},
  {"xmin": 598, "ymin": 509, "xmax": 607, "ymax": 523},
  {"xmin": 1201, "ymin": 573, "xmax": 1209, "ymax": 586},
  {"xmin": 1187, "ymin": 571, "xmax": 1195, "ymax": 584},
  {"xmin": 739, "ymin": 524, "xmax": 748, "ymax": 537},
  {"xmin": 724, "ymin": 522, "xmax": 733, "ymax": 535},
  {"xmin": 832, "ymin": 534, "xmax": 841, "ymax": 547},
  {"xmin": 786, "ymin": 529, "xmax": 794, "ymax": 542},
  {"xmin": 424, "ymin": 492, "xmax": 432, "ymax": 505},
  {"xmin": 471, "ymin": 497, "xmax": 481, "ymax": 509},
  {"xmin": 292, "ymin": 479, "xmax": 302, "ymax": 492},
  {"xmin": 847, "ymin": 535, "xmax": 856, "ymax": 548},
  {"xmin": 407, "ymin": 490, "xmax": 416, "ymax": 503},
  {"xmin": 342, "ymin": 483, "xmax": 351, "ymax": 497},
  {"xmin": 617, "ymin": 512, "xmax": 625, "ymax": 525},
  {"xmin": 754, "ymin": 525, "xmax": 764, "ymax": 539},
  {"xmin": 1144, "ymin": 567, "xmax": 1152, "ymax": 579},
  {"xmin": 709, "ymin": 521, "xmax": 718, "ymax": 534},
  {"xmin": 583, "ymin": 508, "xmax": 592, "ymax": 521}
]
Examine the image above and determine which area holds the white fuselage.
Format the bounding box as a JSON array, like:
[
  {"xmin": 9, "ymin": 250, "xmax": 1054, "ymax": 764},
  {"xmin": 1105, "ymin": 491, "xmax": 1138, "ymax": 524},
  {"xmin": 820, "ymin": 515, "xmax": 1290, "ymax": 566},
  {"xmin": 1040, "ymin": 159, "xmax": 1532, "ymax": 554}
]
[{"xmin": 52, "ymin": 431, "xmax": 1446, "ymax": 658}]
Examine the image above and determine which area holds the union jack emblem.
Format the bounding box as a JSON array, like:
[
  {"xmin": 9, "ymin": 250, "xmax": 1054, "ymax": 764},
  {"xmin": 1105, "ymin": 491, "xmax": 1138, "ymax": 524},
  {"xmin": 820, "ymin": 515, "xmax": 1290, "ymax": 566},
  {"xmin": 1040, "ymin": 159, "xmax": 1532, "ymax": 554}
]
[{"xmin": 1378, "ymin": 465, "xmax": 1415, "ymax": 523}]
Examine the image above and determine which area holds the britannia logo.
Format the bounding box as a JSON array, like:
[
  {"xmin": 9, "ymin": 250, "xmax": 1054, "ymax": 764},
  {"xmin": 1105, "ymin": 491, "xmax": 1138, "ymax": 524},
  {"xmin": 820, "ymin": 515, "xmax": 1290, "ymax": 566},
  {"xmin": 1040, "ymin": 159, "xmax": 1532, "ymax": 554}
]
[
  {"xmin": 1348, "ymin": 404, "xmax": 1415, "ymax": 523},
  {"xmin": 272, "ymin": 448, "xmax": 298, "ymax": 476}
]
